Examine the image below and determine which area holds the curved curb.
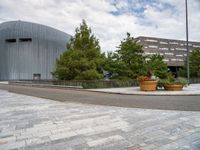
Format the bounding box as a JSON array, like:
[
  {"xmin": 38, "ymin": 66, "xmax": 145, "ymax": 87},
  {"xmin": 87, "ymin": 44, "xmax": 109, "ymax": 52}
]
[
  {"xmin": 87, "ymin": 87, "xmax": 200, "ymax": 96},
  {"xmin": 87, "ymin": 90, "xmax": 200, "ymax": 96},
  {"xmin": 2, "ymin": 83, "xmax": 200, "ymax": 96}
]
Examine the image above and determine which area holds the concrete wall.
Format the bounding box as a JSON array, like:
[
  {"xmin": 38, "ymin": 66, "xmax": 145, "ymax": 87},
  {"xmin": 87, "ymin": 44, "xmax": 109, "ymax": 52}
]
[{"xmin": 0, "ymin": 21, "xmax": 71, "ymax": 80}]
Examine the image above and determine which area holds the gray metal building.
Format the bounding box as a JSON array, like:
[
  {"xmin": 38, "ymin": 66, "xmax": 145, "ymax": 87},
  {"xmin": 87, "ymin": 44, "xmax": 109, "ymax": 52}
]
[{"xmin": 0, "ymin": 21, "xmax": 71, "ymax": 80}]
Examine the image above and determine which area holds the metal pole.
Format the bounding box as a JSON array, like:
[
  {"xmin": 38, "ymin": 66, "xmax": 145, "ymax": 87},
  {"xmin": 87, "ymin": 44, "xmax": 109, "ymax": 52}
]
[{"xmin": 186, "ymin": 0, "xmax": 190, "ymax": 85}]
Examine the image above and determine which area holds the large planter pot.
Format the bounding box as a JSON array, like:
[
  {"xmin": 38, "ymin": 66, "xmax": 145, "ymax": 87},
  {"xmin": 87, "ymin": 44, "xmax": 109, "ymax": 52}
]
[
  {"xmin": 164, "ymin": 84, "xmax": 184, "ymax": 91},
  {"xmin": 139, "ymin": 80, "xmax": 157, "ymax": 91}
]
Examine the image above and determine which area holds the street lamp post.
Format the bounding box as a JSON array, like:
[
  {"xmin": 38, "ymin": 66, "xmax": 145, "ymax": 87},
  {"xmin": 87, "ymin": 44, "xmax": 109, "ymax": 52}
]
[{"xmin": 185, "ymin": 0, "xmax": 190, "ymax": 85}]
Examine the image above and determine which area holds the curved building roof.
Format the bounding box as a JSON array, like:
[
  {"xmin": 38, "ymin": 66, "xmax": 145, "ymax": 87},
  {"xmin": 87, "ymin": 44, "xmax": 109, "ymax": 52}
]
[{"xmin": 0, "ymin": 20, "xmax": 71, "ymax": 44}]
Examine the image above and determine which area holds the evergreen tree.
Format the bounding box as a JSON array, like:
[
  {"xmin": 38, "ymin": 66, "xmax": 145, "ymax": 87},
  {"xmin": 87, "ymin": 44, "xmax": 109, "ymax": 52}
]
[
  {"xmin": 107, "ymin": 33, "xmax": 145, "ymax": 79},
  {"xmin": 179, "ymin": 48, "xmax": 200, "ymax": 77},
  {"xmin": 103, "ymin": 35, "xmax": 169, "ymax": 80},
  {"xmin": 189, "ymin": 48, "xmax": 200, "ymax": 77},
  {"xmin": 146, "ymin": 54, "xmax": 168, "ymax": 79},
  {"xmin": 53, "ymin": 20, "xmax": 104, "ymax": 80}
]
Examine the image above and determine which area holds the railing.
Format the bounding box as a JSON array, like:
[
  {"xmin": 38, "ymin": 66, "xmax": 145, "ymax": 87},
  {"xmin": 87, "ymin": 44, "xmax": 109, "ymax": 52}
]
[
  {"xmin": 8, "ymin": 78, "xmax": 200, "ymax": 89},
  {"xmin": 189, "ymin": 78, "xmax": 200, "ymax": 84},
  {"xmin": 9, "ymin": 79, "xmax": 139, "ymax": 89}
]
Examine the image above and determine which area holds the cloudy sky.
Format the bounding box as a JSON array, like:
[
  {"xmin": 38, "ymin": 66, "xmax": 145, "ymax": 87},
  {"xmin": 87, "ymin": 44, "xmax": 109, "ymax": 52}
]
[{"xmin": 0, "ymin": 0, "xmax": 200, "ymax": 52}]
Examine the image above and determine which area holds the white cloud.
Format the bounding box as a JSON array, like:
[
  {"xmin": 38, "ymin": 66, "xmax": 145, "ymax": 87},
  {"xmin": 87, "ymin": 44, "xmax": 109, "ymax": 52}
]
[{"xmin": 0, "ymin": 0, "xmax": 199, "ymax": 52}]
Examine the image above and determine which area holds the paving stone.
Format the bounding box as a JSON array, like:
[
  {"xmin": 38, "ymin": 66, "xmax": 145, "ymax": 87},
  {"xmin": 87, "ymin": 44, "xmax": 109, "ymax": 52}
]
[
  {"xmin": 0, "ymin": 89, "xmax": 200, "ymax": 149},
  {"xmin": 49, "ymin": 131, "xmax": 77, "ymax": 141},
  {"xmin": 0, "ymin": 136, "xmax": 16, "ymax": 144},
  {"xmin": 87, "ymin": 135, "xmax": 124, "ymax": 147},
  {"xmin": 0, "ymin": 140, "xmax": 26, "ymax": 150},
  {"xmin": 142, "ymin": 144, "xmax": 157, "ymax": 150}
]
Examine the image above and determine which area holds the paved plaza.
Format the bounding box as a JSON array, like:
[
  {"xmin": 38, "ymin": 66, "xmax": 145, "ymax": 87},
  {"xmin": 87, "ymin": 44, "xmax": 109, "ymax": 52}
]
[
  {"xmin": 0, "ymin": 90, "xmax": 200, "ymax": 149},
  {"xmin": 89, "ymin": 84, "xmax": 200, "ymax": 96}
]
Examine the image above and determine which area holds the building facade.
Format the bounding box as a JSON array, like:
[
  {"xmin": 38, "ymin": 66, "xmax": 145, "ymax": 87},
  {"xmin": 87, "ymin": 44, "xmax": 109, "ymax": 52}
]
[
  {"xmin": 136, "ymin": 36, "xmax": 200, "ymax": 68},
  {"xmin": 0, "ymin": 21, "xmax": 71, "ymax": 80}
]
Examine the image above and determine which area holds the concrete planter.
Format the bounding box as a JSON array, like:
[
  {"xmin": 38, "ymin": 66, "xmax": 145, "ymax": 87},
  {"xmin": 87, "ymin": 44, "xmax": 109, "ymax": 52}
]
[
  {"xmin": 139, "ymin": 80, "xmax": 157, "ymax": 91},
  {"xmin": 164, "ymin": 84, "xmax": 184, "ymax": 91}
]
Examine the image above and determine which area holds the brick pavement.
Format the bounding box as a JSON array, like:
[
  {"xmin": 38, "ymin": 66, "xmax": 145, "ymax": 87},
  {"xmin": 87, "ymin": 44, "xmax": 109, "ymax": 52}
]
[{"xmin": 0, "ymin": 89, "xmax": 200, "ymax": 149}]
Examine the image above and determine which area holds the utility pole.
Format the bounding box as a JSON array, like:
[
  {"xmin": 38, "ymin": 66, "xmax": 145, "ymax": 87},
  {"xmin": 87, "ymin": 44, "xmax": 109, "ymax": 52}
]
[{"xmin": 185, "ymin": 0, "xmax": 190, "ymax": 85}]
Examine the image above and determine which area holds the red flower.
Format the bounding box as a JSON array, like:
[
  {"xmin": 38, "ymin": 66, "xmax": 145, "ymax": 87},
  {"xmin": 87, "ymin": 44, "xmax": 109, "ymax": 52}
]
[{"xmin": 137, "ymin": 75, "xmax": 150, "ymax": 81}]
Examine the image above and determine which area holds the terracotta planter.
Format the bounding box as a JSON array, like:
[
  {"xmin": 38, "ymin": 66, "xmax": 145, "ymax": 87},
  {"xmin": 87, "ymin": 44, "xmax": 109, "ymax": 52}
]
[
  {"xmin": 164, "ymin": 84, "xmax": 184, "ymax": 91},
  {"xmin": 139, "ymin": 80, "xmax": 157, "ymax": 91}
]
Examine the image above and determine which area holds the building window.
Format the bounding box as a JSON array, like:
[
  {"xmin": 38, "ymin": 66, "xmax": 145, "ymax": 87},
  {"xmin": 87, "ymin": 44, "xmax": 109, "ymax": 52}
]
[
  {"xmin": 163, "ymin": 59, "xmax": 169, "ymax": 62},
  {"xmin": 149, "ymin": 45, "xmax": 158, "ymax": 48},
  {"xmin": 177, "ymin": 59, "xmax": 184, "ymax": 61},
  {"xmin": 171, "ymin": 58, "xmax": 177, "ymax": 61},
  {"xmin": 19, "ymin": 38, "xmax": 32, "ymax": 42},
  {"xmin": 5, "ymin": 39, "xmax": 16, "ymax": 43},
  {"xmin": 176, "ymin": 54, "xmax": 183, "ymax": 57},
  {"xmin": 170, "ymin": 41, "xmax": 179, "ymax": 45},
  {"xmin": 184, "ymin": 43, "xmax": 192, "ymax": 46},
  {"xmin": 165, "ymin": 52, "xmax": 174, "ymax": 55},
  {"xmin": 176, "ymin": 48, "xmax": 187, "ymax": 51},
  {"xmin": 193, "ymin": 45, "xmax": 200, "ymax": 48},
  {"xmin": 145, "ymin": 52, "xmax": 157, "ymax": 55},
  {"xmin": 159, "ymin": 47, "xmax": 169, "ymax": 50},
  {"xmin": 145, "ymin": 39, "xmax": 158, "ymax": 42},
  {"xmin": 160, "ymin": 41, "xmax": 168, "ymax": 44}
]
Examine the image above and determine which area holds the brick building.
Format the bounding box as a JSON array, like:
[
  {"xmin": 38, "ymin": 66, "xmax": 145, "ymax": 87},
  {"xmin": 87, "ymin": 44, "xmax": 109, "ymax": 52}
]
[{"xmin": 136, "ymin": 36, "xmax": 200, "ymax": 73}]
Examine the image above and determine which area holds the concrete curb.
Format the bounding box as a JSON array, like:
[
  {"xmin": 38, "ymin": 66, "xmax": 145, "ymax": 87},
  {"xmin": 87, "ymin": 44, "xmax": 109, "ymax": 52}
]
[
  {"xmin": 88, "ymin": 86, "xmax": 200, "ymax": 96},
  {"xmin": 2, "ymin": 82, "xmax": 200, "ymax": 96},
  {"xmin": 86, "ymin": 90, "xmax": 200, "ymax": 96}
]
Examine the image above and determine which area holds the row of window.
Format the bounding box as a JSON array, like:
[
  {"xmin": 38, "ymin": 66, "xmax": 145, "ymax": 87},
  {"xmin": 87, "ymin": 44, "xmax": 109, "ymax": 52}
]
[
  {"xmin": 163, "ymin": 58, "xmax": 184, "ymax": 62},
  {"xmin": 171, "ymin": 58, "xmax": 184, "ymax": 62},
  {"xmin": 146, "ymin": 58, "xmax": 184, "ymax": 62},
  {"xmin": 5, "ymin": 38, "xmax": 32, "ymax": 43},
  {"xmin": 144, "ymin": 52, "xmax": 187, "ymax": 57},
  {"xmin": 145, "ymin": 45, "xmax": 196, "ymax": 51},
  {"xmin": 143, "ymin": 39, "xmax": 200, "ymax": 47}
]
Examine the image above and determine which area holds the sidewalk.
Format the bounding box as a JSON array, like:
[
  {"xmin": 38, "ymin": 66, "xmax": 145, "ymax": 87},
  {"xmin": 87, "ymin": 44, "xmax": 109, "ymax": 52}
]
[
  {"xmin": 0, "ymin": 89, "xmax": 200, "ymax": 149},
  {"xmin": 89, "ymin": 84, "xmax": 200, "ymax": 96}
]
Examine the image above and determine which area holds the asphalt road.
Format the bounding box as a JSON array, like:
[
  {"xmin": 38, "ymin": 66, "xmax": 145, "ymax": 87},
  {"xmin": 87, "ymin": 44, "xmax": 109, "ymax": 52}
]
[{"xmin": 0, "ymin": 84, "xmax": 200, "ymax": 111}]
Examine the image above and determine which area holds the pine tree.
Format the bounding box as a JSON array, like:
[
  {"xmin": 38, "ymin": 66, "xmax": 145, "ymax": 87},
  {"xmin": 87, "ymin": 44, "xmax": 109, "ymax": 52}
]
[
  {"xmin": 53, "ymin": 20, "xmax": 104, "ymax": 80},
  {"xmin": 106, "ymin": 33, "xmax": 145, "ymax": 79},
  {"xmin": 146, "ymin": 54, "xmax": 168, "ymax": 79},
  {"xmin": 179, "ymin": 48, "xmax": 200, "ymax": 77}
]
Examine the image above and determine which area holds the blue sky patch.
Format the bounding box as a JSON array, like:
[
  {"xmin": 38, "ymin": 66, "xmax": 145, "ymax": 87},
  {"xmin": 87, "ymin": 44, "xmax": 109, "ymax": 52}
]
[{"xmin": 110, "ymin": 0, "xmax": 176, "ymax": 17}]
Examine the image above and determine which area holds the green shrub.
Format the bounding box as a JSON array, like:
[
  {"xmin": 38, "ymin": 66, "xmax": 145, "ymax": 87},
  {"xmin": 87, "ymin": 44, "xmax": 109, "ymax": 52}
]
[{"xmin": 158, "ymin": 73, "xmax": 188, "ymax": 88}]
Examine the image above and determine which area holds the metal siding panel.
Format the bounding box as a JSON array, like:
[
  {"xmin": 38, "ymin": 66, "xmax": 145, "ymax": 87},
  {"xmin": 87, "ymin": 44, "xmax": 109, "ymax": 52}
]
[{"xmin": 0, "ymin": 21, "xmax": 71, "ymax": 80}]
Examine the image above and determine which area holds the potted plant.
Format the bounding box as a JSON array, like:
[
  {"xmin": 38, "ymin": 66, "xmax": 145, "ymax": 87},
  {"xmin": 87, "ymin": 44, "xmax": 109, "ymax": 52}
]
[
  {"xmin": 137, "ymin": 70, "xmax": 159, "ymax": 91},
  {"xmin": 158, "ymin": 73, "xmax": 188, "ymax": 91}
]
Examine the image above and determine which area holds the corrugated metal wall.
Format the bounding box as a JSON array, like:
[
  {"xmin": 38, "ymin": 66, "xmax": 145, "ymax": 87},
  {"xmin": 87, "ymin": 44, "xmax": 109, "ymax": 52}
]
[{"xmin": 0, "ymin": 21, "xmax": 71, "ymax": 80}]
